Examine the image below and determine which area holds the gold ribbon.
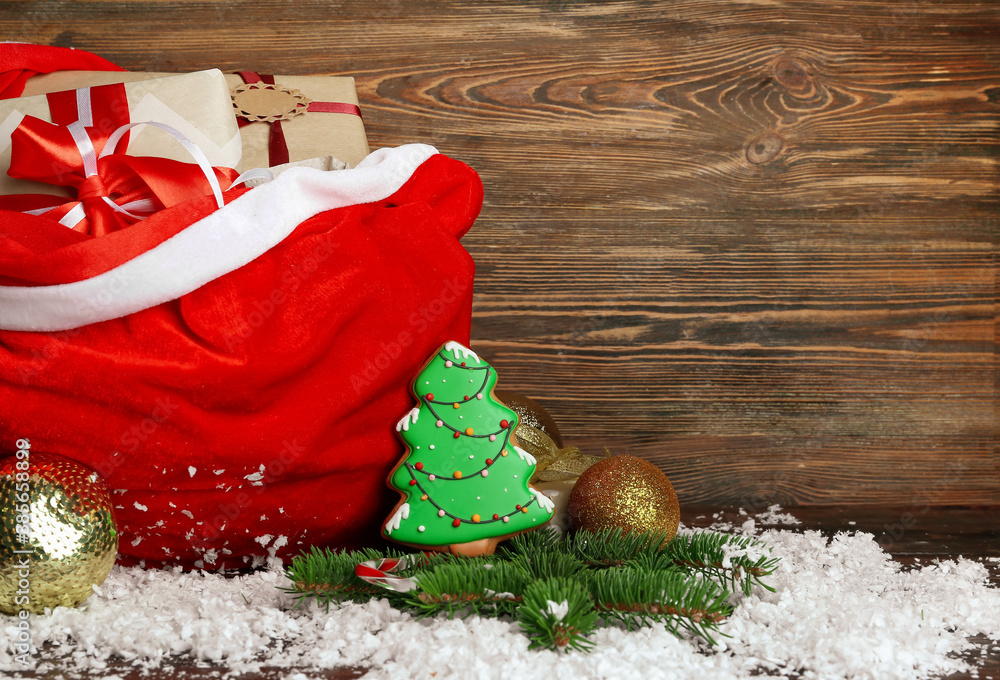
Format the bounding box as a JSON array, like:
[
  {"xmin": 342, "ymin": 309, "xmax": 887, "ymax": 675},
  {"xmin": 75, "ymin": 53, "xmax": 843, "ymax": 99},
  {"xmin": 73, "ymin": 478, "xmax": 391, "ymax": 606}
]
[{"xmin": 518, "ymin": 425, "xmax": 604, "ymax": 484}]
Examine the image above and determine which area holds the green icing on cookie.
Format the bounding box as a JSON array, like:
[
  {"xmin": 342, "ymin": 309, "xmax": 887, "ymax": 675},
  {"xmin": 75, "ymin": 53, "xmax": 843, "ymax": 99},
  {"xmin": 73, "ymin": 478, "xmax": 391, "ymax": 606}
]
[{"xmin": 384, "ymin": 341, "xmax": 554, "ymax": 548}]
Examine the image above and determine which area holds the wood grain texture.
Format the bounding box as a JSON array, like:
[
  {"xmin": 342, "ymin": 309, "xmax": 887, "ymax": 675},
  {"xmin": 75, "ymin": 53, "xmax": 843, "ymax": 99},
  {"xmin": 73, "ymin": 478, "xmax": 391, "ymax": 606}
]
[{"xmin": 0, "ymin": 1, "xmax": 996, "ymax": 507}]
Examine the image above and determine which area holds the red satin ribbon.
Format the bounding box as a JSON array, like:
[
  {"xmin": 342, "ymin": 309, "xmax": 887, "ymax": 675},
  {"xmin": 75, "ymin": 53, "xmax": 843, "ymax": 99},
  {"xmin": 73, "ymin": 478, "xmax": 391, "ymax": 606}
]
[
  {"xmin": 47, "ymin": 84, "xmax": 130, "ymax": 128},
  {"xmin": 1, "ymin": 83, "xmax": 237, "ymax": 237},
  {"xmin": 0, "ymin": 43, "xmax": 125, "ymax": 100},
  {"xmin": 307, "ymin": 101, "xmax": 364, "ymax": 116},
  {"xmin": 235, "ymin": 71, "xmax": 363, "ymax": 166}
]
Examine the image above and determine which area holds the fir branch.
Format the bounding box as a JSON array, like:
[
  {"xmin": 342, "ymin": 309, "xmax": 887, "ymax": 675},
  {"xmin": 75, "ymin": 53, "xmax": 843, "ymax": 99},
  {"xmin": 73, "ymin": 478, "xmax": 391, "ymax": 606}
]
[
  {"xmin": 506, "ymin": 549, "xmax": 588, "ymax": 581},
  {"xmin": 562, "ymin": 527, "xmax": 674, "ymax": 567},
  {"xmin": 478, "ymin": 559, "xmax": 533, "ymax": 616},
  {"xmin": 282, "ymin": 546, "xmax": 387, "ymax": 607},
  {"xmin": 397, "ymin": 561, "xmax": 488, "ymax": 617},
  {"xmin": 658, "ymin": 531, "xmax": 780, "ymax": 596},
  {"xmin": 518, "ymin": 577, "xmax": 599, "ymax": 653},
  {"xmin": 588, "ymin": 568, "xmax": 734, "ymax": 645},
  {"xmin": 504, "ymin": 526, "xmax": 563, "ymax": 555},
  {"xmin": 395, "ymin": 558, "xmax": 531, "ymax": 618},
  {"xmin": 280, "ymin": 525, "xmax": 780, "ymax": 653}
]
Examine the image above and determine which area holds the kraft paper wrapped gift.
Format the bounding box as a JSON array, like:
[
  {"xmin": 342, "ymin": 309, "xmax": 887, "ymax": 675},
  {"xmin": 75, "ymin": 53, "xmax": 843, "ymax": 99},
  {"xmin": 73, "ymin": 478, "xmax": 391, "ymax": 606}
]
[
  {"xmin": 23, "ymin": 70, "xmax": 370, "ymax": 172},
  {"xmin": 2, "ymin": 69, "xmax": 241, "ymax": 197}
]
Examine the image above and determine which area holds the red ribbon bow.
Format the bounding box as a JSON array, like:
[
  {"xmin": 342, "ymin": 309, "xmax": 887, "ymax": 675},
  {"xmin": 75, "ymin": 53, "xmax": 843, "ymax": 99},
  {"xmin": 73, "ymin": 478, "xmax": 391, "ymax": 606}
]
[{"xmin": 2, "ymin": 83, "xmax": 239, "ymax": 237}]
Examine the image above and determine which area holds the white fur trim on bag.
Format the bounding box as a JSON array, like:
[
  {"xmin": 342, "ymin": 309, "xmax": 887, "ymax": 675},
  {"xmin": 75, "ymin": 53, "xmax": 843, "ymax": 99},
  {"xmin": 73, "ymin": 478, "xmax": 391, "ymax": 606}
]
[{"xmin": 0, "ymin": 144, "xmax": 438, "ymax": 332}]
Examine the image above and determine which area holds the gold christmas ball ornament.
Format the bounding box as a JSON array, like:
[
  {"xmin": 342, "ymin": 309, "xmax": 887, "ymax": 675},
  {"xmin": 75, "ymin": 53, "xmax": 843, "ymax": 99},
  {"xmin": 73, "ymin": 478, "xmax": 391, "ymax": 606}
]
[
  {"xmin": 0, "ymin": 446, "xmax": 118, "ymax": 614},
  {"xmin": 567, "ymin": 454, "xmax": 680, "ymax": 541},
  {"xmin": 494, "ymin": 391, "xmax": 565, "ymax": 448}
]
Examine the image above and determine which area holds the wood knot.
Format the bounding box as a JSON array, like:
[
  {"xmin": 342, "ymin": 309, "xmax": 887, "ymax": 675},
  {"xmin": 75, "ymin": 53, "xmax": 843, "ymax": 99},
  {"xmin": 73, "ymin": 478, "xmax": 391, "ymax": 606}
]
[
  {"xmin": 773, "ymin": 57, "xmax": 816, "ymax": 99},
  {"xmin": 745, "ymin": 132, "xmax": 784, "ymax": 165}
]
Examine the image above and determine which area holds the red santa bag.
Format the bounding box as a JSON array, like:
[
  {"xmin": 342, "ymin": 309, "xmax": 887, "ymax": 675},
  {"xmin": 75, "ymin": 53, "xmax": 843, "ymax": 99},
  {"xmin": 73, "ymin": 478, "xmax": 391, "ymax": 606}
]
[{"xmin": 0, "ymin": 143, "xmax": 482, "ymax": 569}]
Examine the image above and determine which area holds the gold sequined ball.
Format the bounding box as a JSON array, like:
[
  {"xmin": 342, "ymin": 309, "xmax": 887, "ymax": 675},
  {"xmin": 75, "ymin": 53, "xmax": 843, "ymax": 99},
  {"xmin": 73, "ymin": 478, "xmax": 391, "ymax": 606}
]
[{"xmin": 0, "ymin": 450, "xmax": 118, "ymax": 614}]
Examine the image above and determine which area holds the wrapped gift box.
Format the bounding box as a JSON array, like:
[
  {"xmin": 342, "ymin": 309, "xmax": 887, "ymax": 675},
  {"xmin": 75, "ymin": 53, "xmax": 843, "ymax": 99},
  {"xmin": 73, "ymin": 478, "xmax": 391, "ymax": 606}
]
[
  {"xmin": 23, "ymin": 70, "xmax": 370, "ymax": 172},
  {"xmin": 2, "ymin": 69, "xmax": 240, "ymax": 197}
]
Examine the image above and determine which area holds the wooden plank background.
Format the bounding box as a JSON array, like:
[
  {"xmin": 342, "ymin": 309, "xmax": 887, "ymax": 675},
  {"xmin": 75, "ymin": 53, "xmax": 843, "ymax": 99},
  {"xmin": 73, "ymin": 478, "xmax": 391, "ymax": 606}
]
[{"xmin": 1, "ymin": 0, "xmax": 996, "ymax": 509}]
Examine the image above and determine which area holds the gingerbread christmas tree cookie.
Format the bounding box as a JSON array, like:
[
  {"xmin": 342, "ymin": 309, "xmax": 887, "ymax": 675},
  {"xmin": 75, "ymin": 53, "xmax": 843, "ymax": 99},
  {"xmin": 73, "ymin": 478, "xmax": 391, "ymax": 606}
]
[{"xmin": 383, "ymin": 341, "xmax": 554, "ymax": 556}]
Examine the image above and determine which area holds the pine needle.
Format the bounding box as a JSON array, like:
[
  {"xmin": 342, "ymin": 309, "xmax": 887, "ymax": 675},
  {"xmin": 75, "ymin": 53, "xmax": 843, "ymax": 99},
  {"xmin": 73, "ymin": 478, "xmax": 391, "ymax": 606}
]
[
  {"xmin": 518, "ymin": 577, "xmax": 598, "ymax": 653},
  {"xmin": 506, "ymin": 549, "xmax": 588, "ymax": 580},
  {"xmin": 589, "ymin": 567, "xmax": 734, "ymax": 644},
  {"xmin": 282, "ymin": 526, "xmax": 779, "ymax": 652},
  {"xmin": 281, "ymin": 546, "xmax": 384, "ymax": 608},
  {"xmin": 505, "ymin": 526, "xmax": 563, "ymax": 555},
  {"xmin": 658, "ymin": 531, "xmax": 780, "ymax": 595},
  {"xmin": 562, "ymin": 527, "xmax": 675, "ymax": 567}
]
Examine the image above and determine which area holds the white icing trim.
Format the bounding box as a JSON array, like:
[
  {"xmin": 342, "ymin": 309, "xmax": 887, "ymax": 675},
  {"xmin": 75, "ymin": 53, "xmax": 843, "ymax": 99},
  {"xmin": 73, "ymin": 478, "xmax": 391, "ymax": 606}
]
[
  {"xmin": 395, "ymin": 407, "xmax": 421, "ymax": 432},
  {"xmin": 0, "ymin": 144, "xmax": 439, "ymax": 332},
  {"xmin": 513, "ymin": 445, "xmax": 537, "ymax": 466},
  {"xmin": 384, "ymin": 502, "xmax": 410, "ymax": 535},
  {"xmin": 443, "ymin": 340, "xmax": 481, "ymax": 364},
  {"xmin": 532, "ymin": 487, "xmax": 556, "ymax": 514}
]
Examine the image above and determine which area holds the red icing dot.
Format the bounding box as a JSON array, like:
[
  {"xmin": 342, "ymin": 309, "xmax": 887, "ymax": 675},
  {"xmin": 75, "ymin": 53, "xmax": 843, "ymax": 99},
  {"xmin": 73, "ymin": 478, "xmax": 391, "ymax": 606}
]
[
  {"xmin": 493, "ymin": 514, "xmax": 500, "ymax": 520},
  {"xmin": 452, "ymin": 518, "xmax": 461, "ymax": 527},
  {"xmin": 461, "ymin": 362, "xmax": 466, "ymax": 367},
  {"xmin": 426, "ymin": 393, "xmax": 434, "ymax": 401},
  {"xmin": 485, "ymin": 458, "xmax": 493, "ymax": 466},
  {"xmin": 464, "ymin": 395, "xmax": 470, "ymax": 401},
  {"xmin": 408, "ymin": 479, "xmax": 417, "ymax": 486},
  {"xmin": 415, "ymin": 462, "xmax": 424, "ymax": 471},
  {"xmin": 500, "ymin": 419, "xmax": 509, "ymax": 429},
  {"xmin": 453, "ymin": 431, "xmax": 461, "ymax": 439},
  {"xmin": 515, "ymin": 504, "xmax": 522, "ymax": 511}
]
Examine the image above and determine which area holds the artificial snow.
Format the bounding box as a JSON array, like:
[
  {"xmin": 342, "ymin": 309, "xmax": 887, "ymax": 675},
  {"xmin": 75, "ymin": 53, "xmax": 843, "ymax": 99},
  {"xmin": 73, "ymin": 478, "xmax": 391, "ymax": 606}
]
[
  {"xmin": 546, "ymin": 599, "xmax": 570, "ymax": 621},
  {"xmin": 755, "ymin": 504, "xmax": 802, "ymax": 526},
  {"xmin": 1, "ymin": 516, "xmax": 997, "ymax": 680}
]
